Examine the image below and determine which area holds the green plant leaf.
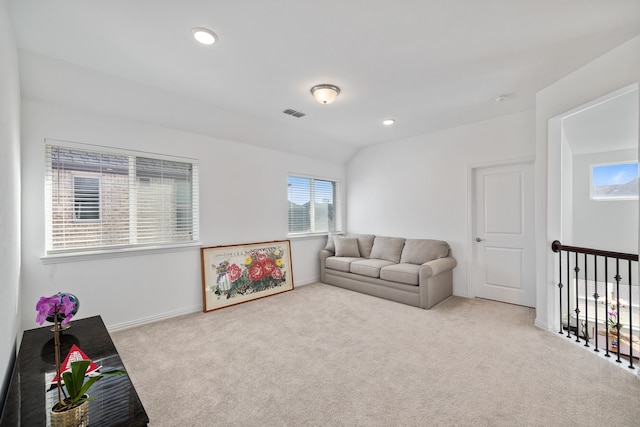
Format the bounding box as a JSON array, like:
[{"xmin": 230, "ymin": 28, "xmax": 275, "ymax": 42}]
[
  {"xmin": 58, "ymin": 360, "xmax": 126, "ymax": 408},
  {"xmin": 61, "ymin": 371, "xmax": 76, "ymax": 399},
  {"xmin": 68, "ymin": 360, "xmax": 91, "ymax": 404},
  {"xmin": 76, "ymin": 369, "xmax": 126, "ymax": 400}
]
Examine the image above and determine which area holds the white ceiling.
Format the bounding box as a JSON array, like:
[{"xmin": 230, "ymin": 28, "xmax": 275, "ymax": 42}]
[
  {"xmin": 563, "ymin": 88, "xmax": 639, "ymax": 155},
  {"xmin": 8, "ymin": 0, "xmax": 640, "ymax": 162}
]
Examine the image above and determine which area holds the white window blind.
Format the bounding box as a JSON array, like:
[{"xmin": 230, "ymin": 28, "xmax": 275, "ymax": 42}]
[
  {"xmin": 288, "ymin": 175, "xmax": 342, "ymax": 235},
  {"xmin": 45, "ymin": 142, "xmax": 199, "ymax": 254}
]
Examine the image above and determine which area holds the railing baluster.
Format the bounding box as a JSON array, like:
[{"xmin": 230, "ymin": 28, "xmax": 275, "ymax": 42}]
[
  {"xmin": 566, "ymin": 250, "xmax": 571, "ymax": 339},
  {"xmin": 593, "ymin": 255, "xmax": 599, "ymax": 353},
  {"xmin": 605, "ymin": 257, "xmax": 610, "ymax": 358},
  {"xmin": 628, "ymin": 260, "xmax": 634, "ymax": 369},
  {"xmin": 615, "ymin": 259, "xmax": 622, "ymax": 364},
  {"xmin": 574, "ymin": 251, "xmax": 581, "ymax": 343},
  {"xmin": 558, "ymin": 245, "xmax": 563, "ymax": 334},
  {"xmin": 583, "ymin": 253, "xmax": 589, "ymax": 347},
  {"xmin": 551, "ymin": 241, "xmax": 637, "ymax": 370}
]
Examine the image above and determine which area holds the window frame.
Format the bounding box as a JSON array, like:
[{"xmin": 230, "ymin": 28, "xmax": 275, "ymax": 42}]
[
  {"xmin": 72, "ymin": 174, "xmax": 101, "ymax": 222},
  {"xmin": 590, "ymin": 161, "xmax": 639, "ymax": 201},
  {"xmin": 43, "ymin": 139, "xmax": 200, "ymax": 261},
  {"xmin": 287, "ymin": 173, "xmax": 343, "ymax": 237}
]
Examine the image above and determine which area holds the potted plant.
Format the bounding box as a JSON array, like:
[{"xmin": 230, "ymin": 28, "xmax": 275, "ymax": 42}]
[
  {"xmin": 50, "ymin": 359, "xmax": 125, "ymax": 426},
  {"xmin": 36, "ymin": 293, "xmax": 126, "ymax": 427}
]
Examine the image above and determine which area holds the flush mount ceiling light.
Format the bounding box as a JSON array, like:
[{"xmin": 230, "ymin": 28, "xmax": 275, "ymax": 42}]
[
  {"xmin": 192, "ymin": 27, "xmax": 218, "ymax": 45},
  {"xmin": 382, "ymin": 119, "xmax": 395, "ymax": 126},
  {"xmin": 494, "ymin": 94, "xmax": 510, "ymax": 103},
  {"xmin": 311, "ymin": 84, "xmax": 340, "ymax": 104}
]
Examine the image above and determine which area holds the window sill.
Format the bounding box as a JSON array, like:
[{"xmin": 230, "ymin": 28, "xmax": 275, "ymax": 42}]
[
  {"xmin": 287, "ymin": 232, "xmax": 343, "ymax": 241},
  {"xmin": 40, "ymin": 242, "xmax": 202, "ymax": 264}
]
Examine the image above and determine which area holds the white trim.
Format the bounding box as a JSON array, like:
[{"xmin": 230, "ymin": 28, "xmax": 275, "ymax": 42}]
[
  {"xmin": 559, "ymin": 83, "xmax": 639, "ymax": 121},
  {"xmin": 40, "ymin": 241, "xmax": 201, "ymax": 264},
  {"xmin": 108, "ymin": 280, "xmax": 322, "ymax": 332},
  {"xmin": 45, "ymin": 138, "xmax": 198, "ymax": 162},
  {"xmin": 287, "ymin": 233, "xmax": 331, "ymax": 241},
  {"xmin": 545, "ymin": 82, "xmax": 640, "ymax": 335},
  {"xmin": 107, "ymin": 304, "xmax": 202, "ymax": 332}
]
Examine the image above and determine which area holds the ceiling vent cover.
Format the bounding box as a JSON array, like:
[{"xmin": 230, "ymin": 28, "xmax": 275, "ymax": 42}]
[{"xmin": 283, "ymin": 109, "xmax": 306, "ymax": 118}]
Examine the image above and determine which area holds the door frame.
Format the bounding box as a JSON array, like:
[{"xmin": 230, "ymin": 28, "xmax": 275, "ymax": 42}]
[{"xmin": 466, "ymin": 156, "xmax": 536, "ymax": 300}]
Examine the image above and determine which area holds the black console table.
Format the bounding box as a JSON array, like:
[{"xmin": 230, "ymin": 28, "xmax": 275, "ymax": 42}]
[{"xmin": 0, "ymin": 316, "xmax": 149, "ymax": 426}]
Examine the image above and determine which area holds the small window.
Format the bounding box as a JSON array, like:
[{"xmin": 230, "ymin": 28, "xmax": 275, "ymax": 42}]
[
  {"xmin": 73, "ymin": 176, "xmax": 100, "ymax": 221},
  {"xmin": 288, "ymin": 175, "xmax": 342, "ymax": 236},
  {"xmin": 591, "ymin": 162, "xmax": 639, "ymax": 200}
]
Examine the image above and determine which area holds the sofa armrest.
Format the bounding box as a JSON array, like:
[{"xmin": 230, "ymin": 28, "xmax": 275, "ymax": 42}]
[
  {"xmin": 320, "ymin": 249, "xmax": 333, "ymax": 262},
  {"xmin": 418, "ymin": 256, "xmax": 457, "ymax": 309},
  {"xmin": 419, "ymin": 257, "xmax": 457, "ymax": 278},
  {"xmin": 319, "ymin": 249, "xmax": 333, "ymax": 282}
]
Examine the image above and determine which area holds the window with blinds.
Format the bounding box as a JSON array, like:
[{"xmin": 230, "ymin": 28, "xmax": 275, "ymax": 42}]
[
  {"xmin": 287, "ymin": 175, "xmax": 342, "ymax": 236},
  {"xmin": 45, "ymin": 142, "xmax": 199, "ymax": 254}
]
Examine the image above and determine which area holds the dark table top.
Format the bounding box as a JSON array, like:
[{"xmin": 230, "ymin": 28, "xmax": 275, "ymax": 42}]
[{"xmin": 0, "ymin": 316, "xmax": 149, "ymax": 426}]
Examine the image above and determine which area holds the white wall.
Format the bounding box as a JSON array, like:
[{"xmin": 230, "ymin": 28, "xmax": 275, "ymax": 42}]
[
  {"xmin": 560, "ymin": 132, "xmax": 573, "ymax": 245},
  {"xmin": 20, "ymin": 99, "xmax": 345, "ymax": 330},
  {"xmin": 572, "ymin": 149, "xmax": 638, "ymax": 253},
  {"xmin": 536, "ymin": 35, "xmax": 640, "ymax": 330},
  {"xmin": 346, "ymin": 110, "xmax": 535, "ymax": 297},
  {"xmin": 0, "ymin": 0, "xmax": 21, "ymax": 405}
]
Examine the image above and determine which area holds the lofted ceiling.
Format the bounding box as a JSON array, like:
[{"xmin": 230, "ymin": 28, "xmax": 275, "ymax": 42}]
[
  {"xmin": 563, "ymin": 88, "xmax": 639, "ymax": 156},
  {"xmin": 8, "ymin": 0, "xmax": 640, "ymax": 162}
]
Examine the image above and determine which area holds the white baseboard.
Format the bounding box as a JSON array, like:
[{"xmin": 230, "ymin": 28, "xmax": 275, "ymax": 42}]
[
  {"xmin": 107, "ymin": 304, "xmax": 202, "ymax": 332},
  {"xmin": 108, "ymin": 278, "xmax": 320, "ymax": 332},
  {"xmin": 534, "ymin": 319, "xmax": 551, "ymax": 331},
  {"xmin": 294, "ymin": 277, "xmax": 320, "ymax": 286}
]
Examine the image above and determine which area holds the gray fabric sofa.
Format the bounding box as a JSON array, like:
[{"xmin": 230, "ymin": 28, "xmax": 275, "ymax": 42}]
[{"xmin": 319, "ymin": 234, "xmax": 456, "ymax": 309}]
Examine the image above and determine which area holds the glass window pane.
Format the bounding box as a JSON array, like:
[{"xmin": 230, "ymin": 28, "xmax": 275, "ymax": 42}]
[{"xmin": 591, "ymin": 162, "xmax": 639, "ymax": 200}]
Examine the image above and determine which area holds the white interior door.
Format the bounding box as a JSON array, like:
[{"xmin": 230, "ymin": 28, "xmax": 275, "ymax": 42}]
[{"xmin": 472, "ymin": 161, "xmax": 535, "ymax": 307}]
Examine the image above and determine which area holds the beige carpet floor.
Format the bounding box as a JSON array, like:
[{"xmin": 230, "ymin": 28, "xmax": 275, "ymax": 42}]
[{"xmin": 111, "ymin": 283, "xmax": 640, "ymax": 426}]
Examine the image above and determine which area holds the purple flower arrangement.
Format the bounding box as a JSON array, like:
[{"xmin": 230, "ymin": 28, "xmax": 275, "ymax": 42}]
[{"xmin": 35, "ymin": 293, "xmax": 80, "ymax": 411}]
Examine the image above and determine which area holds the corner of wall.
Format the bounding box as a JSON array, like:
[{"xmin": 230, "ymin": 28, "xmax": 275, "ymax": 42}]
[{"xmin": 0, "ymin": 0, "xmax": 22, "ymax": 410}]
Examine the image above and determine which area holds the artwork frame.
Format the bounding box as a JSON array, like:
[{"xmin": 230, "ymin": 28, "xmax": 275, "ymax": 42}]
[{"xmin": 201, "ymin": 240, "xmax": 294, "ymax": 312}]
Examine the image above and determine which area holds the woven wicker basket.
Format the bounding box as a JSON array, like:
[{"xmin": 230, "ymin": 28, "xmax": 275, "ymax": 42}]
[{"xmin": 50, "ymin": 400, "xmax": 89, "ymax": 427}]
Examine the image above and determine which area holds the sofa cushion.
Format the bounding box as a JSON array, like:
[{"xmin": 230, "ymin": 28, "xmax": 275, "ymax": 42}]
[
  {"xmin": 400, "ymin": 239, "xmax": 450, "ymax": 265},
  {"xmin": 350, "ymin": 259, "xmax": 395, "ymax": 278},
  {"xmin": 324, "ymin": 233, "xmax": 336, "ymax": 253},
  {"xmin": 380, "ymin": 263, "xmax": 421, "ymax": 286},
  {"xmin": 326, "ymin": 256, "xmax": 362, "ymax": 273},
  {"xmin": 370, "ymin": 236, "xmax": 406, "ymax": 263},
  {"xmin": 334, "ymin": 236, "xmax": 360, "ymax": 257},
  {"xmin": 324, "ymin": 233, "xmax": 337, "ymax": 253},
  {"xmin": 348, "ymin": 233, "xmax": 375, "ymax": 258}
]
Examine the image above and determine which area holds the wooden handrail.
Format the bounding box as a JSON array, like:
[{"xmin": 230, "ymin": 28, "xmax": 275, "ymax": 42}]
[{"xmin": 551, "ymin": 240, "xmax": 638, "ymax": 262}]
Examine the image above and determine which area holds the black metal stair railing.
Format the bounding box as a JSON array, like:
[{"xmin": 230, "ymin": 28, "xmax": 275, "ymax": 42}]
[{"xmin": 551, "ymin": 240, "xmax": 639, "ymax": 369}]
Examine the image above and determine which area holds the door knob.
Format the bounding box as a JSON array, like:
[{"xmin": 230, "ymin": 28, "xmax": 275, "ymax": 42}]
[{"xmin": 475, "ymin": 237, "xmax": 484, "ymax": 242}]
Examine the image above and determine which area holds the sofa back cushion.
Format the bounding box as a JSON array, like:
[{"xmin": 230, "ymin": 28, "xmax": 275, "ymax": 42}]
[
  {"xmin": 349, "ymin": 233, "xmax": 375, "ymax": 258},
  {"xmin": 324, "ymin": 233, "xmax": 338, "ymax": 253},
  {"xmin": 400, "ymin": 239, "xmax": 450, "ymax": 265},
  {"xmin": 334, "ymin": 236, "xmax": 361, "ymax": 257},
  {"xmin": 369, "ymin": 236, "xmax": 406, "ymax": 263}
]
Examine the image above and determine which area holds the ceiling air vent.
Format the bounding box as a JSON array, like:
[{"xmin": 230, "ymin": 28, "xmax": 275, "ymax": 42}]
[{"xmin": 282, "ymin": 109, "xmax": 306, "ymax": 118}]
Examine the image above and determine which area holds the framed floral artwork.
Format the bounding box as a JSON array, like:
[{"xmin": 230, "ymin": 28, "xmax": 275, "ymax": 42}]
[{"xmin": 200, "ymin": 240, "xmax": 294, "ymax": 312}]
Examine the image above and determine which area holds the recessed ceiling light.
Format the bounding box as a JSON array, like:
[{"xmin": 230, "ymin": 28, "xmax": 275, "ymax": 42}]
[
  {"xmin": 192, "ymin": 27, "xmax": 217, "ymax": 45},
  {"xmin": 494, "ymin": 94, "xmax": 510, "ymax": 103},
  {"xmin": 382, "ymin": 119, "xmax": 395, "ymax": 126}
]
